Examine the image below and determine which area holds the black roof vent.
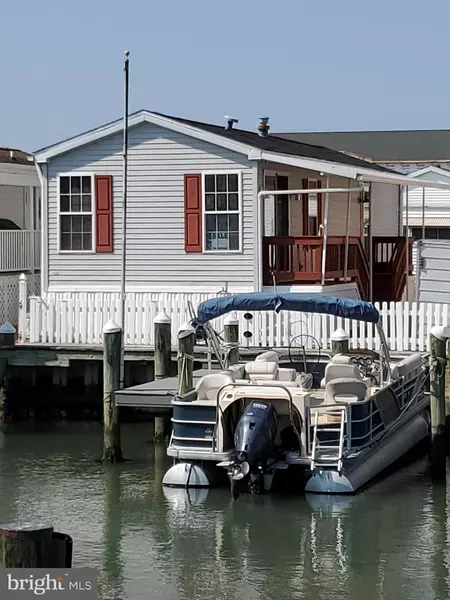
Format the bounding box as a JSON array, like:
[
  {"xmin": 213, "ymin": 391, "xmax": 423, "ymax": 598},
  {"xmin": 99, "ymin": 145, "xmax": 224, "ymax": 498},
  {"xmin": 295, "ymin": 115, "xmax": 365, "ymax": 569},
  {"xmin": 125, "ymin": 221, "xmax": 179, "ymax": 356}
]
[{"xmin": 225, "ymin": 116, "xmax": 239, "ymax": 131}]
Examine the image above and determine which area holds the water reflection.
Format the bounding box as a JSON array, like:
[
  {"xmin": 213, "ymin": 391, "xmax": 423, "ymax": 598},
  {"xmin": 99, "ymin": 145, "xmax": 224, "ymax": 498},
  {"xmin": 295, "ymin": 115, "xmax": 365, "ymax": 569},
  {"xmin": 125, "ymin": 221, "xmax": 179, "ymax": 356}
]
[
  {"xmin": 0, "ymin": 424, "xmax": 449, "ymax": 600},
  {"xmin": 100, "ymin": 465, "xmax": 124, "ymax": 600}
]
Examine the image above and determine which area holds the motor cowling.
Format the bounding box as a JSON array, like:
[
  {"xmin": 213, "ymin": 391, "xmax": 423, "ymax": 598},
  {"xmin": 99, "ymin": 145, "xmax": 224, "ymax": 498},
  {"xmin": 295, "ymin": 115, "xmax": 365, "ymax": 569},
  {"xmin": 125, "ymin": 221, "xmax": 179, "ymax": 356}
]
[{"xmin": 234, "ymin": 400, "xmax": 278, "ymax": 466}]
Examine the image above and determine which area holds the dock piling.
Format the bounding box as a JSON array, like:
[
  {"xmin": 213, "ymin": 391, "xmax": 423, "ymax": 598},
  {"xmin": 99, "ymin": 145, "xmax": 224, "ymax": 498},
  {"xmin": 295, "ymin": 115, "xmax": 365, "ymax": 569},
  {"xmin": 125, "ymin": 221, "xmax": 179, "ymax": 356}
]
[
  {"xmin": 0, "ymin": 322, "xmax": 16, "ymax": 348},
  {"xmin": 224, "ymin": 313, "xmax": 240, "ymax": 367},
  {"xmin": 102, "ymin": 321, "xmax": 124, "ymax": 463},
  {"xmin": 154, "ymin": 312, "xmax": 172, "ymax": 379},
  {"xmin": 331, "ymin": 328, "xmax": 349, "ymax": 354},
  {"xmin": 0, "ymin": 524, "xmax": 72, "ymax": 568},
  {"xmin": 154, "ymin": 415, "xmax": 165, "ymax": 445},
  {"xmin": 178, "ymin": 321, "xmax": 195, "ymax": 395},
  {"xmin": 429, "ymin": 325, "xmax": 450, "ymax": 478}
]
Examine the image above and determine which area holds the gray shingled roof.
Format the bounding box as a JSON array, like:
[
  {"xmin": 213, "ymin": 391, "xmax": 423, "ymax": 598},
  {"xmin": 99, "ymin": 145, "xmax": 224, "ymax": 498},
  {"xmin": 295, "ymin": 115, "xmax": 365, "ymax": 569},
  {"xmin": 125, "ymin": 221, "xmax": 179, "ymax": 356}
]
[
  {"xmin": 0, "ymin": 147, "xmax": 32, "ymax": 165},
  {"xmin": 275, "ymin": 130, "xmax": 450, "ymax": 162},
  {"xmin": 156, "ymin": 113, "xmax": 393, "ymax": 173}
]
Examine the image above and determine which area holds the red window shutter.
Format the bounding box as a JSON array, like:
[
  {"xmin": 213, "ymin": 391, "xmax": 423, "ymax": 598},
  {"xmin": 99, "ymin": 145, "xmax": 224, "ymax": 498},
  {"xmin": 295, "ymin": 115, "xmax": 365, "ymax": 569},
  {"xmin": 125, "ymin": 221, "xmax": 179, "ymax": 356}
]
[
  {"xmin": 184, "ymin": 174, "xmax": 202, "ymax": 253},
  {"xmin": 95, "ymin": 175, "xmax": 113, "ymax": 253},
  {"xmin": 302, "ymin": 178, "xmax": 309, "ymax": 235}
]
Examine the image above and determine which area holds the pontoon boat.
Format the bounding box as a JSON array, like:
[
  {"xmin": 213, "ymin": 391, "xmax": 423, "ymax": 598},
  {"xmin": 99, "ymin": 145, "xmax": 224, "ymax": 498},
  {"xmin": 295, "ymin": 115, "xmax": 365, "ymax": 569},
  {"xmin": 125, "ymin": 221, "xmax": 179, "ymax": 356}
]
[{"xmin": 162, "ymin": 293, "xmax": 429, "ymax": 495}]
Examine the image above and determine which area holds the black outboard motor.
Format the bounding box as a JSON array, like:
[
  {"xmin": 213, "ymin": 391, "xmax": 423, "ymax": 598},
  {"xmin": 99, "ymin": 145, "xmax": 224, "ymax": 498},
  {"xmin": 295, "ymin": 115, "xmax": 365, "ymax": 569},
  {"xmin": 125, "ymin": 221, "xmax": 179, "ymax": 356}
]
[{"xmin": 228, "ymin": 401, "xmax": 278, "ymax": 496}]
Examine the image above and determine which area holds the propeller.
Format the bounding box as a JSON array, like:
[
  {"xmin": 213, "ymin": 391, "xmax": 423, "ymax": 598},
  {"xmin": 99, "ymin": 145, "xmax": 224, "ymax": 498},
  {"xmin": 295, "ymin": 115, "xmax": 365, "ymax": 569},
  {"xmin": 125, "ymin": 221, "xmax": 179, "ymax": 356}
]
[{"xmin": 231, "ymin": 461, "xmax": 250, "ymax": 481}]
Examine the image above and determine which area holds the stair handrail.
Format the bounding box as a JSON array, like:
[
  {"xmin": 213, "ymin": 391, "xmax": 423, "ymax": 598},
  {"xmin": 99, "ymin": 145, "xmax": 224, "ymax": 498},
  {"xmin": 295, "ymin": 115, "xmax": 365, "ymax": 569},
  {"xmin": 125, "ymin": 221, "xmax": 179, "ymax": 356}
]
[{"xmin": 352, "ymin": 237, "xmax": 370, "ymax": 300}]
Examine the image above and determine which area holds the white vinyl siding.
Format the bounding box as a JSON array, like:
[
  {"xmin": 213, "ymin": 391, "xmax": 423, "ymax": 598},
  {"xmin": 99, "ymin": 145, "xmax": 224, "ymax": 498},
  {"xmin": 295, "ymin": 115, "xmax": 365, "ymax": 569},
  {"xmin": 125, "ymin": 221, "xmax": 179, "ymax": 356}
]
[{"xmin": 46, "ymin": 122, "xmax": 255, "ymax": 292}]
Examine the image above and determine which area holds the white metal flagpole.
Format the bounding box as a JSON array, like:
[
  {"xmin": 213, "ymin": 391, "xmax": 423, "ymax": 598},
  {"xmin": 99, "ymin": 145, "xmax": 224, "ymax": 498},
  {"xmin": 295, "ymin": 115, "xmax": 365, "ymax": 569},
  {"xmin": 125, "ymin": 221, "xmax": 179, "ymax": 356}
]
[{"xmin": 119, "ymin": 51, "xmax": 130, "ymax": 389}]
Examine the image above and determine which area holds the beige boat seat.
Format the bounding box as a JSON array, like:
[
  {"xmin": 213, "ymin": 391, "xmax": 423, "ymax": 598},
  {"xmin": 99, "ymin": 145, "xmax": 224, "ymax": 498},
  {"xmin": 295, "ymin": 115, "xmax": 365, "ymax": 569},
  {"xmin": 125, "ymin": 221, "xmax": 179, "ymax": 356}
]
[
  {"xmin": 195, "ymin": 372, "xmax": 235, "ymax": 401},
  {"xmin": 255, "ymin": 350, "xmax": 280, "ymax": 363},
  {"xmin": 331, "ymin": 354, "xmax": 353, "ymax": 365},
  {"xmin": 321, "ymin": 362, "xmax": 365, "ymax": 389},
  {"xmin": 277, "ymin": 367, "xmax": 298, "ymax": 382},
  {"xmin": 391, "ymin": 353, "xmax": 423, "ymax": 380},
  {"xmin": 244, "ymin": 361, "xmax": 278, "ymax": 382},
  {"xmin": 325, "ymin": 377, "xmax": 367, "ymax": 404}
]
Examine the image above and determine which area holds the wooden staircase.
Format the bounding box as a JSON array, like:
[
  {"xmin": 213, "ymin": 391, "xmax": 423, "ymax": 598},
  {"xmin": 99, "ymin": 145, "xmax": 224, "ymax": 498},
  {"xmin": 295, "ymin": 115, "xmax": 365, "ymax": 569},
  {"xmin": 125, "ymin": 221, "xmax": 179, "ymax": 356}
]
[{"xmin": 372, "ymin": 237, "xmax": 413, "ymax": 302}]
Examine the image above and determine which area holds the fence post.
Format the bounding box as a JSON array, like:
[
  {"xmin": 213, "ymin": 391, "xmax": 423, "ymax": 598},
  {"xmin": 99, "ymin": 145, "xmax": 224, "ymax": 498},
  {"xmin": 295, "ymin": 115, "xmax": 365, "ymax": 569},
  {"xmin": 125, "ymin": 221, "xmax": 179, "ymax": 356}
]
[{"xmin": 18, "ymin": 273, "xmax": 27, "ymax": 343}]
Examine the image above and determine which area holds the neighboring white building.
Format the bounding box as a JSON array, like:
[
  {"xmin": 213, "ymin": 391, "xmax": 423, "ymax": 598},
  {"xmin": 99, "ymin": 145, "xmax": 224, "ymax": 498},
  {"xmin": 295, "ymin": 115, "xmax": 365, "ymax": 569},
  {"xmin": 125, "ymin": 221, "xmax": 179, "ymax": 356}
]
[
  {"xmin": 0, "ymin": 147, "xmax": 41, "ymax": 326},
  {"xmin": 402, "ymin": 166, "xmax": 450, "ymax": 239},
  {"xmin": 0, "ymin": 147, "xmax": 41, "ymax": 272}
]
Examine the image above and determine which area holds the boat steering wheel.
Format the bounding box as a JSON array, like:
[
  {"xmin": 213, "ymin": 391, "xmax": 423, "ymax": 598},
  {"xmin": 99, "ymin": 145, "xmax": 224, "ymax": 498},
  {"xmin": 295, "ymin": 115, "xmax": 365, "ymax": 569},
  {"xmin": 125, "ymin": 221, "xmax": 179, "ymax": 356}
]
[{"xmin": 288, "ymin": 333, "xmax": 322, "ymax": 373}]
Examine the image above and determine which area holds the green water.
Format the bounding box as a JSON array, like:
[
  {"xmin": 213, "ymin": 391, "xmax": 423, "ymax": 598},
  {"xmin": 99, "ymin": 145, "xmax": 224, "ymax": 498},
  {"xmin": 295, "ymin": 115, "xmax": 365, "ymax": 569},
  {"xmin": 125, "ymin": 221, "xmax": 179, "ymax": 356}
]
[{"xmin": 0, "ymin": 423, "xmax": 448, "ymax": 600}]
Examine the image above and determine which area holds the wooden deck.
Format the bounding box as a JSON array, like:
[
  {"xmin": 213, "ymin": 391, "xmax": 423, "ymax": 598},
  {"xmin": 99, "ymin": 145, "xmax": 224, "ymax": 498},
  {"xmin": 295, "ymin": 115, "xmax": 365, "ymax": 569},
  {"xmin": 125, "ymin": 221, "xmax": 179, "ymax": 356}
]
[{"xmin": 262, "ymin": 235, "xmax": 412, "ymax": 301}]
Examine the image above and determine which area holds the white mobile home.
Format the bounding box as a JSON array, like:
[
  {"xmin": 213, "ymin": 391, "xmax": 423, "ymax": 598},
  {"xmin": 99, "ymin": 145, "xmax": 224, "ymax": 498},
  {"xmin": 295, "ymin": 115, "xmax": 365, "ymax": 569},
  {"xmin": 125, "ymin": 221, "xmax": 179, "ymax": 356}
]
[{"xmin": 28, "ymin": 111, "xmax": 447, "ymax": 344}]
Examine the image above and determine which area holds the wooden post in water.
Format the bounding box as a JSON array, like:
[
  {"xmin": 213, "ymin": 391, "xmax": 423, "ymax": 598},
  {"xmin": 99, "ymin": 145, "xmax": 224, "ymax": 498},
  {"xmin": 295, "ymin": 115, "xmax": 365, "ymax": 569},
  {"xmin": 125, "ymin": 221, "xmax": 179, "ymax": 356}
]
[
  {"xmin": 224, "ymin": 313, "xmax": 240, "ymax": 367},
  {"xmin": 154, "ymin": 312, "xmax": 172, "ymax": 378},
  {"xmin": 0, "ymin": 323, "xmax": 14, "ymax": 424},
  {"xmin": 331, "ymin": 328, "xmax": 349, "ymax": 354},
  {"xmin": 154, "ymin": 312, "xmax": 172, "ymax": 444},
  {"xmin": 0, "ymin": 524, "xmax": 72, "ymax": 568},
  {"xmin": 429, "ymin": 325, "xmax": 450, "ymax": 478},
  {"xmin": 102, "ymin": 321, "xmax": 124, "ymax": 463},
  {"xmin": 0, "ymin": 359, "xmax": 6, "ymax": 423},
  {"xmin": 178, "ymin": 322, "xmax": 195, "ymax": 395}
]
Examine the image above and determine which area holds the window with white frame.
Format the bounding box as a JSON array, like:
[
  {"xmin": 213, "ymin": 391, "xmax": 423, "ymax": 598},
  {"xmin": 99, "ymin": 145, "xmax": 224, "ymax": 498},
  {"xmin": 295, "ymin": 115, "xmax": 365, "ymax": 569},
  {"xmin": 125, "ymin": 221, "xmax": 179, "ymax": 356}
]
[
  {"xmin": 59, "ymin": 175, "xmax": 93, "ymax": 251},
  {"xmin": 204, "ymin": 172, "xmax": 240, "ymax": 251}
]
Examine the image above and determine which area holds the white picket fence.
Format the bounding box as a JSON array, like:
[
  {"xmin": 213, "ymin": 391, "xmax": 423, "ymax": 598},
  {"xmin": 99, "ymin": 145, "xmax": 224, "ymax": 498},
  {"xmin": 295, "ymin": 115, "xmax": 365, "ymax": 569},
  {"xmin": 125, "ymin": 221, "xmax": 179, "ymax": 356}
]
[{"xmin": 24, "ymin": 290, "xmax": 450, "ymax": 352}]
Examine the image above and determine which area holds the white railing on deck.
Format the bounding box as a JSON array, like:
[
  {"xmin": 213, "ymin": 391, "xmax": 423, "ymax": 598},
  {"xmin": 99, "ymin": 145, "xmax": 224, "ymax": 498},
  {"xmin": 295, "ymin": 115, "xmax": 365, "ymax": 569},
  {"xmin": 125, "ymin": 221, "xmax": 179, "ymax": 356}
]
[
  {"xmin": 0, "ymin": 230, "xmax": 41, "ymax": 272},
  {"xmin": 25, "ymin": 291, "xmax": 449, "ymax": 351}
]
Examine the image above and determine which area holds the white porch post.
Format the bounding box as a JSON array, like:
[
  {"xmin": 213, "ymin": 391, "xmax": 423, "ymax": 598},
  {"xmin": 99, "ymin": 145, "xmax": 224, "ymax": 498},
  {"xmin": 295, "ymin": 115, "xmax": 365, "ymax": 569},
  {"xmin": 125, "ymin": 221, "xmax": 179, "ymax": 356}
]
[
  {"xmin": 320, "ymin": 176, "xmax": 330, "ymax": 286},
  {"xmin": 405, "ymin": 186, "xmax": 409, "ymax": 301},
  {"xmin": 421, "ymin": 186, "xmax": 426, "ymax": 239},
  {"xmin": 368, "ymin": 184, "xmax": 373, "ymax": 302},
  {"xmin": 28, "ymin": 186, "xmax": 35, "ymax": 275},
  {"xmin": 344, "ymin": 188, "xmax": 351, "ymax": 282}
]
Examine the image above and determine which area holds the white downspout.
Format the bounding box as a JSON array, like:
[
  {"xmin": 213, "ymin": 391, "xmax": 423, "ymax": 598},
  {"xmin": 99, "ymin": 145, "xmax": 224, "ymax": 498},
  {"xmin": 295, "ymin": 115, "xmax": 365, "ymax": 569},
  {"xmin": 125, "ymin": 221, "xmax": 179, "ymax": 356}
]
[
  {"xmin": 256, "ymin": 185, "xmax": 364, "ymax": 291},
  {"xmin": 28, "ymin": 185, "xmax": 35, "ymax": 276},
  {"xmin": 320, "ymin": 176, "xmax": 330, "ymax": 285},
  {"xmin": 33, "ymin": 159, "xmax": 47, "ymax": 297}
]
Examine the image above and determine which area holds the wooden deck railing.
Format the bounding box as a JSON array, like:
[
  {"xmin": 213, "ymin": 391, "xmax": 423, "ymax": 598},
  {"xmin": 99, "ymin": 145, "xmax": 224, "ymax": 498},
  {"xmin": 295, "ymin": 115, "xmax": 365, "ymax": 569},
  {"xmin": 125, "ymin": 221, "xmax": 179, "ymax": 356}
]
[
  {"xmin": 263, "ymin": 236, "xmax": 370, "ymax": 298},
  {"xmin": 0, "ymin": 230, "xmax": 40, "ymax": 273}
]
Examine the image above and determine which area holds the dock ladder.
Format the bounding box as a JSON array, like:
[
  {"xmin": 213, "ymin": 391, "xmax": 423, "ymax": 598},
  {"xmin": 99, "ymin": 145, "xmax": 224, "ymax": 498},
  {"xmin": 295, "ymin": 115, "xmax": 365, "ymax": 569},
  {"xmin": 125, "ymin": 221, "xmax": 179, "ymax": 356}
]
[{"xmin": 310, "ymin": 406, "xmax": 347, "ymax": 473}]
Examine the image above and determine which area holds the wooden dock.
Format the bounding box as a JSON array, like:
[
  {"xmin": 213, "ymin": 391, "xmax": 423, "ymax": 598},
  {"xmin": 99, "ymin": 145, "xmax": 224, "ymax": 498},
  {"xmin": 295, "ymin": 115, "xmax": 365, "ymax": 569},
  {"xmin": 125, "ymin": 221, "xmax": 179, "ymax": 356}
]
[{"xmin": 115, "ymin": 369, "xmax": 214, "ymax": 411}]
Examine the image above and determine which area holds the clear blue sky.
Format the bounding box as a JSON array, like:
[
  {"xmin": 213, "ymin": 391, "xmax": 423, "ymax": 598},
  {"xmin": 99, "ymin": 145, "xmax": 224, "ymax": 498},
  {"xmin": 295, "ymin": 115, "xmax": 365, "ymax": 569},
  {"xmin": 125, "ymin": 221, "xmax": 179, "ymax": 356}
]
[{"xmin": 2, "ymin": 0, "xmax": 450, "ymax": 152}]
